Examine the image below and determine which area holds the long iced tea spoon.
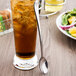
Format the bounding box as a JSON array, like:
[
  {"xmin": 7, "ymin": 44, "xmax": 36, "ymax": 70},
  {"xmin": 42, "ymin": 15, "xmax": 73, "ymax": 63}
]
[{"xmin": 34, "ymin": 2, "xmax": 48, "ymax": 74}]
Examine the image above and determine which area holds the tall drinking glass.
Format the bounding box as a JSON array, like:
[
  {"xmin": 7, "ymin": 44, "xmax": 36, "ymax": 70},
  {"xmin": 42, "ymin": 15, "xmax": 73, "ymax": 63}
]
[{"xmin": 11, "ymin": 0, "xmax": 38, "ymax": 70}]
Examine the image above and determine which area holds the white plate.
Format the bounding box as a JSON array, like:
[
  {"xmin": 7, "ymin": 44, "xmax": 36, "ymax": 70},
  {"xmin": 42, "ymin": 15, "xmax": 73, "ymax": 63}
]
[{"xmin": 56, "ymin": 11, "xmax": 76, "ymax": 40}]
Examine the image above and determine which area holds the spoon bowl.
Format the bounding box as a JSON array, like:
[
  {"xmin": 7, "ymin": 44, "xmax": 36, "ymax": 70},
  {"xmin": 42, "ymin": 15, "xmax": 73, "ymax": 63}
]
[{"xmin": 39, "ymin": 57, "xmax": 48, "ymax": 74}]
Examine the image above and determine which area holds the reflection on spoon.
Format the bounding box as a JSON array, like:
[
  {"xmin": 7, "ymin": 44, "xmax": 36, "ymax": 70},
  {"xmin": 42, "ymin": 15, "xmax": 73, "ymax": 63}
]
[{"xmin": 39, "ymin": 57, "xmax": 48, "ymax": 74}]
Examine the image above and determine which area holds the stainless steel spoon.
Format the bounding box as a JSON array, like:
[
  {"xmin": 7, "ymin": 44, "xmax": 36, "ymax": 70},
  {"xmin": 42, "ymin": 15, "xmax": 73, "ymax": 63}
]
[
  {"xmin": 38, "ymin": 30, "xmax": 48, "ymax": 74},
  {"xmin": 34, "ymin": 2, "xmax": 48, "ymax": 74},
  {"xmin": 38, "ymin": 15, "xmax": 48, "ymax": 74}
]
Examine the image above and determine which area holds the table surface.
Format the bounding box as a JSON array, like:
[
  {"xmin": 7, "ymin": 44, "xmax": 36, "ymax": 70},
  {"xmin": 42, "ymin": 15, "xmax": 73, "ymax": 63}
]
[{"xmin": 0, "ymin": 0, "xmax": 76, "ymax": 76}]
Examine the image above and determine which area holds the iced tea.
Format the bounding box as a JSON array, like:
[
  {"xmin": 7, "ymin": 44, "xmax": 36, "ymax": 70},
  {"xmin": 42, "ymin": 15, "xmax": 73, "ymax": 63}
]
[{"xmin": 11, "ymin": 0, "xmax": 37, "ymax": 59}]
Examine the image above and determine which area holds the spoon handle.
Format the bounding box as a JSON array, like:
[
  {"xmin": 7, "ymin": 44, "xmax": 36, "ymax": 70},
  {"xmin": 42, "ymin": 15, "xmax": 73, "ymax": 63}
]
[
  {"xmin": 34, "ymin": 2, "xmax": 43, "ymax": 57},
  {"xmin": 37, "ymin": 18, "xmax": 43, "ymax": 58}
]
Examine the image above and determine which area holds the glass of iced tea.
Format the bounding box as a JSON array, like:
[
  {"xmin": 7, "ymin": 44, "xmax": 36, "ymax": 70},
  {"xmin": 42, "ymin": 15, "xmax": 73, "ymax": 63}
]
[{"xmin": 11, "ymin": 0, "xmax": 38, "ymax": 70}]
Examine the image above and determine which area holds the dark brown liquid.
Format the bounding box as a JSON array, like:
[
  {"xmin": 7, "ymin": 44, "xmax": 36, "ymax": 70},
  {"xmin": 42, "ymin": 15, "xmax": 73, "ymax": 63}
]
[
  {"xmin": 11, "ymin": 0, "xmax": 37, "ymax": 59},
  {"xmin": 14, "ymin": 28, "xmax": 37, "ymax": 58}
]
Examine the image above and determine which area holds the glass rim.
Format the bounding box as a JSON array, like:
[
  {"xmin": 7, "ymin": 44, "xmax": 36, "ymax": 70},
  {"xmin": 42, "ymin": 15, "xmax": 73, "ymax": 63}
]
[{"xmin": 45, "ymin": 0, "xmax": 66, "ymax": 6}]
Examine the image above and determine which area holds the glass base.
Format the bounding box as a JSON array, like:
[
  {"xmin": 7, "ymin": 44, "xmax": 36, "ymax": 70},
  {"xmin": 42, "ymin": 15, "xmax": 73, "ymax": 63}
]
[
  {"xmin": 13, "ymin": 55, "xmax": 38, "ymax": 70},
  {"xmin": 0, "ymin": 28, "xmax": 13, "ymax": 36},
  {"xmin": 40, "ymin": 11, "xmax": 58, "ymax": 17}
]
